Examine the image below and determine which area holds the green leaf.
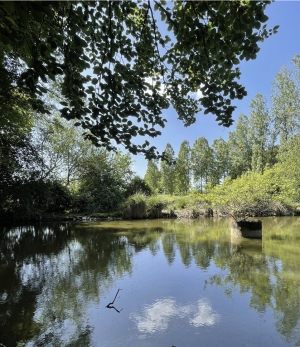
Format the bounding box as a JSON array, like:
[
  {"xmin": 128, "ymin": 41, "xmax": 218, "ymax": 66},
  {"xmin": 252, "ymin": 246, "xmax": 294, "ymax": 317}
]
[
  {"xmin": 94, "ymin": 66, "xmax": 102, "ymax": 75},
  {"xmin": 3, "ymin": 1, "xmax": 15, "ymax": 14},
  {"xmin": 260, "ymin": 14, "xmax": 269, "ymax": 23},
  {"xmin": 0, "ymin": 34, "xmax": 10, "ymax": 45},
  {"xmin": 5, "ymin": 16, "xmax": 18, "ymax": 27}
]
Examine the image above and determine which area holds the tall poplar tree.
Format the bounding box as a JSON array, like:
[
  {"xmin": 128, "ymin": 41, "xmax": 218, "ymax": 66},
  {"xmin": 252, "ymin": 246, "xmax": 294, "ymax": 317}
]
[
  {"xmin": 175, "ymin": 140, "xmax": 191, "ymax": 195},
  {"xmin": 248, "ymin": 94, "xmax": 272, "ymax": 173},
  {"xmin": 160, "ymin": 143, "xmax": 176, "ymax": 195},
  {"xmin": 228, "ymin": 114, "xmax": 252, "ymax": 178},
  {"xmin": 271, "ymin": 60, "xmax": 300, "ymax": 143},
  {"xmin": 191, "ymin": 137, "xmax": 213, "ymax": 192},
  {"xmin": 144, "ymin": 160, "xmax": 161, "ymax": 193},
  {"xmin": 211, "ymin": 137, "xmax": 229, "ymax": 185}
]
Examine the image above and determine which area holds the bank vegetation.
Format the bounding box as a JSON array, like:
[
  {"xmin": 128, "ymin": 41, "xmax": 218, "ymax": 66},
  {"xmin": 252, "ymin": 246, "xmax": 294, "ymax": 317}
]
[{"xmin": 2, "ymin": 53, "xmax": 300, "ymax": 221}]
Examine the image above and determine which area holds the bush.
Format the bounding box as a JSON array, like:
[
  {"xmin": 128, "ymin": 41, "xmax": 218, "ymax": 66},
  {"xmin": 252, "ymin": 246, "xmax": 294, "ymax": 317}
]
[
  {"xmin": 124, "ymin": 176, "xmax": 152, "ymax": 198},
  {"xmin": 73, "ymin": 184, "xmax": 124, "ymax": 214},
  {"xmin": 174, "ymin": 196, "xmax": 190, "ymax": 209},
  {"xmin": 207, "ymin": 169, "xmax": 293, "ymax": 220},
  {"xmin": 0, "ymin": 179, "xmax": 72, "ymax": 219},
  {"xmin": 122, "ymin": 193, "xmax": 147, "ymax": 219},
  {"xmin": 146, "ymin": 196, "xmax": 167, "ymax": 218}
]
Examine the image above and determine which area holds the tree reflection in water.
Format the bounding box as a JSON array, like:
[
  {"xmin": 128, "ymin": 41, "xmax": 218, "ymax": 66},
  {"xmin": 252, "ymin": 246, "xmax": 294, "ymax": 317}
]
[
  {"xmin": 0, "ymin": 222, "xmax": 134, "ymax": 346},
  {"xmin": 0, "ymin": 217, "xmax": 300, "ymax": 346}
]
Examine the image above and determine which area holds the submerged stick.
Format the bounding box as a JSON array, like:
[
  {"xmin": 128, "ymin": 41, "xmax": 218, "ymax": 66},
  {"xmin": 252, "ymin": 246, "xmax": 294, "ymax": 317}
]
[{"xmin": 106, "ymin": 289, "xmax": 123, "ymax": 313}]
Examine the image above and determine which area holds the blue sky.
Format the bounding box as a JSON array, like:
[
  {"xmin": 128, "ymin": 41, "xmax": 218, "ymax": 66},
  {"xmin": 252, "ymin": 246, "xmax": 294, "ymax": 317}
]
[{"xmin": 132, "ymin": 1, "xmax": 300, "ymax": 177}]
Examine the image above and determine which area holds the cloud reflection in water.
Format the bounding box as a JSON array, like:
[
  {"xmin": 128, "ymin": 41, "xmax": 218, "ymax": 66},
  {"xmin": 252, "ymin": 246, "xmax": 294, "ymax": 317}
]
[{"xmin": 130, "ymin": 297, "xmax": 220, "ymax": 334}]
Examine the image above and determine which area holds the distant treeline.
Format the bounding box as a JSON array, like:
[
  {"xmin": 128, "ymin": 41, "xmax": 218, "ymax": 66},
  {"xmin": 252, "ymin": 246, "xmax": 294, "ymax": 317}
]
[{"xmin": 144, "ymin": 55, "xmax": 300, "ymax": 200}]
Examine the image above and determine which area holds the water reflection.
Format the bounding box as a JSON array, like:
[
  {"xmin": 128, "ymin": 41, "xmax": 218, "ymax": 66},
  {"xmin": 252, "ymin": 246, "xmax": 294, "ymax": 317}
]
[
  {"xmin": 0, "ymin": 222, "xmax": 135, "ymax": 346},
  {"xmin": 130, "ymin": 297, "xmax": 220, "ymax": 335},
  {"xmin": 0, "ymin": 217, "xmax": 300, "ymax": 346}
]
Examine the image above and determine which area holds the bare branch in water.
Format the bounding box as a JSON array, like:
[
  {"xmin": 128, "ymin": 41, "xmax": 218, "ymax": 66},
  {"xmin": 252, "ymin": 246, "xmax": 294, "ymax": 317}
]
[{"xmin": 106, "ymin": 289, "xmax": 123, "ymax": 313}]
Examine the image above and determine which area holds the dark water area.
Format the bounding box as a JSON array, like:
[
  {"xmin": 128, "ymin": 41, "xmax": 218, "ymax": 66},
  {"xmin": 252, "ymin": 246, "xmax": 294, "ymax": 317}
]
[{"xmin": 1, "ymin": 217, "xmax": 300, "ymax": 347}]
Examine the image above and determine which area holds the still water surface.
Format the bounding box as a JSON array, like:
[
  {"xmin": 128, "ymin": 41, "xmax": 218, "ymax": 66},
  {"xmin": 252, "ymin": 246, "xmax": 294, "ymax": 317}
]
[{"xmin": 1, "ymin": 217, "xmax": 300, "ymax": 347}]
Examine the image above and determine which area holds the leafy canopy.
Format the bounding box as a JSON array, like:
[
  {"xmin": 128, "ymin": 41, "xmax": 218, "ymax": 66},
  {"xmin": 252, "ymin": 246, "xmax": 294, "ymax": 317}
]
[{"xmin": 0, "ymin": 1, "xmax": 278, "ymax": 159}]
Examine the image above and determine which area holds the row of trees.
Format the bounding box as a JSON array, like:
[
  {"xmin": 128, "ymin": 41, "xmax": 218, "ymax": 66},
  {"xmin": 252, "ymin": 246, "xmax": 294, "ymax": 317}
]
[
  {"xmin": 144, "ymin": 55, "xmax": 300, "ymax": 194},
  {"xmin": 144, "ymin": 138, "xmax": 228, "ymax": 195}
]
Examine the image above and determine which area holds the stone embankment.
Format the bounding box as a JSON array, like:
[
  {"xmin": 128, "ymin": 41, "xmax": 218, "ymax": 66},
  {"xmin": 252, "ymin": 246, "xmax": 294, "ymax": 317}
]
[
  {"xmin": 41, "ymin": 203, "xmax": 300, "ymax": 222},
  {"xmin": 161, "ymin": 207, "xmax": 213, "ymax": 219},
  {"xmin": 43, "ymin": 214, "xmax": 121, "ymax": 222},
  {"xmin": 230, "ymin": 219, "xmax": 262, "ymax": 239}
]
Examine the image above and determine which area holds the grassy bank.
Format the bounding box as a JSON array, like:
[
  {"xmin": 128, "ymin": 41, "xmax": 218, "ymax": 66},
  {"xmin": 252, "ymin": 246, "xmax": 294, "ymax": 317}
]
[
  {"xmin": 122, "ymin": 168, "xmax": 300, "ymax": 220},
  {"xmin": 121, "ymin": 192, "xmax": 211, "ymax": 220}
]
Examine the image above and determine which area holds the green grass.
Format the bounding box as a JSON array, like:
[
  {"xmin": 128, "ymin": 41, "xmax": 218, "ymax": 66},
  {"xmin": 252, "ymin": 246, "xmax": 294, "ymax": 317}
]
[{"xmin": 122, "ymin": 192, "xmax": 211, "ymax": 219}]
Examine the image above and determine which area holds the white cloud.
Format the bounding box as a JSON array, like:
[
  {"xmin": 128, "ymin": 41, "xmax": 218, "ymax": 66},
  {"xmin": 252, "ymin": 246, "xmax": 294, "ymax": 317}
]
[
  {"xmin": 130, "ymin": 297, "xmax": 220, "ymax": 335},
  {"xmin": 189, "ymin": 299, "xmax": 220, "ymax": 327}
]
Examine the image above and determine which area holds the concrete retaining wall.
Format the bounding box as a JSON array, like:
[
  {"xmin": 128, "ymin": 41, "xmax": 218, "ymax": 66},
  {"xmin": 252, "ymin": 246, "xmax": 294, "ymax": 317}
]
[{"xmin": 230, "ymin": 220, "xmax": 262, "ymax": 239}]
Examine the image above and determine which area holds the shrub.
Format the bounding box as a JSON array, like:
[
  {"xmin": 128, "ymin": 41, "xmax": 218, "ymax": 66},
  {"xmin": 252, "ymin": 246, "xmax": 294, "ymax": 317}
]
[
  {"xmin": 122, "ymin": 193, "xmax": 147, "ymax": 219},
  {"xmin": 1, "ymin": 179, "xmax": 72, "ymax": 219},
  {"xmin": 207, "ymin": 169, "xmax": 293, "ymax": 220},
  {"xmin": 124, "ymin": 176, "xmax": 152, "ymax": 198},
  {"xmin": 146, "ymin": 196, "xmax": 167, "ymax": 218},
  {"xmin": 73, "ymin": 185, "xmax": 124, "ymax": 214},
  {"xmin": 174, "ymin": 196, "xmax": 190, "ymax": 209}
]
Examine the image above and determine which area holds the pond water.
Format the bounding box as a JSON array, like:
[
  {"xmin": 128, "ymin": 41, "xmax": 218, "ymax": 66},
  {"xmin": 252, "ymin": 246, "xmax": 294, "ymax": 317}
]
[{"xmin": 1, "ymin": 217, "xmax": 300, "ymax": 347}]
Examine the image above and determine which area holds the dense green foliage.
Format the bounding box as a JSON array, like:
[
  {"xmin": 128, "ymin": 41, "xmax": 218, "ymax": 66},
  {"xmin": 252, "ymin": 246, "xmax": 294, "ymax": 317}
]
[
  {"xmin": 4, "ymin": 1, "xmax": 300, "ymax": 219},
  {"xmin": 211, "ymin": 137, "xmax": 229, "ymax": 185},
  {"xmin": 191, "ymin": 137, "xmax": 213, "ymax": 192},
  {"xmin": 0, "ymin": 1, "xmax": 277, "ymax": 158},
  {"xmin": 123, "ymin": 176, "xmax": 152, "ymax": 198},
  {"xmin": 143, "ymin": 55, "xmax": 300, "ymax": 218},
  {"xmin": 74, "ymin": 150, "xmax": 133, "ymax": 213},
  {"xmin": 0, "ymin": 104, "xmax": 137, "ymax": 218},
  {"xmin": 144, "ymin": 160, "xmax": 161, "ymax": 193}
]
